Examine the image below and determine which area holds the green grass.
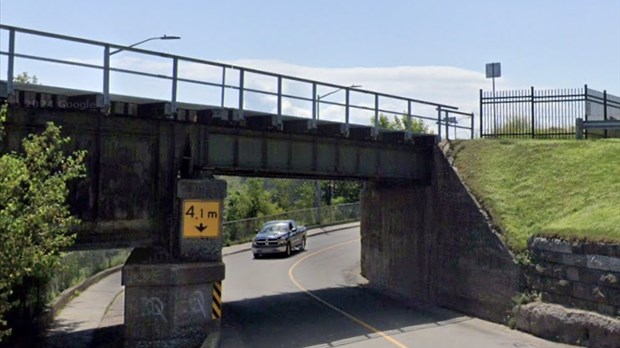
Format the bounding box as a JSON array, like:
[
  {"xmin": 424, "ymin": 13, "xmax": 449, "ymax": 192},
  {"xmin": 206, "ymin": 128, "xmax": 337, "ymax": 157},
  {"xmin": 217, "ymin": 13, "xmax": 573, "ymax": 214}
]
[{"xmin": 451, "ymin": 139, "xmax": 620, "ymax": 251}]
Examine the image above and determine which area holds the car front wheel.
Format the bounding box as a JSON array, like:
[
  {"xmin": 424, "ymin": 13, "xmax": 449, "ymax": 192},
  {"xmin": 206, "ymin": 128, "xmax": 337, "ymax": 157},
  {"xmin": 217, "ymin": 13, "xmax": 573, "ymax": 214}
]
[
  {"xmin": 284, "ymin": 242, "xmax": 292, "ymax": 257},
  {"xmin": 299, "ymin": 237, "xmax": 306, "ymax": 251}
]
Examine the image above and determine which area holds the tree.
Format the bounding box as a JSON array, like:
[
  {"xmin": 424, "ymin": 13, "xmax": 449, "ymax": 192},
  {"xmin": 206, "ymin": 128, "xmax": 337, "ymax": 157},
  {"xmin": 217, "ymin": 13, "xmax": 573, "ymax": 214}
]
[
  {"xmin": 329, "ymin": 180, "xmax": 362, "ymax": 204},
  {"xmin": 372, "ymin": 113, "xmax": 430, "ymax": 133},
  {"xmin": 13, "ymin": 72, "xmax": 39, "ymax": 84},
  {"xmin": 224, "ymin": 178, "xmax": 282, "ymax": 222},
  {"xmin": 269, "ymin": 179, "xmax": 297, "ymax": 210},
  {"xmin": 0, "ymin": 103, "xmax": 86, "ymax": 340},
  {"xmin": 246, "ymin": 179, "xmax": 282, "ymax": 217},
  {"xmin": 292, "ymin": 181, "xmax": 316, "ymax": 209},
  {"xmin": 224, "ymin": 190, "xmax": 253, "ymax": 222}
]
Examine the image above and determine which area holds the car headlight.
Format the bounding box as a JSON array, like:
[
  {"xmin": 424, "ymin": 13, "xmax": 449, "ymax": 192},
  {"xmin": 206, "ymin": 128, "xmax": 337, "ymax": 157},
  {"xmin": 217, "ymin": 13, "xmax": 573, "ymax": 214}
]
[{"xmin": 278, "ymin": 238, "xmax": 287, "ymax": 245}]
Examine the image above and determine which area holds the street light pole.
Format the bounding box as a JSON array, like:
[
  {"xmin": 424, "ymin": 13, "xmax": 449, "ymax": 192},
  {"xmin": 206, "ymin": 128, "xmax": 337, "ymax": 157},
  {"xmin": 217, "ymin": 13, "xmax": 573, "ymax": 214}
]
[
  {"xmin": 104, "ymin": 34, "xmax": 181, "ymax": 110},
  {"xmin": 316, "ymin": 84, "xmax": 362, "ymax": 121},
  {"xmin": 314, "ymin": 84, "xmax": 361, "ymax": 223}
]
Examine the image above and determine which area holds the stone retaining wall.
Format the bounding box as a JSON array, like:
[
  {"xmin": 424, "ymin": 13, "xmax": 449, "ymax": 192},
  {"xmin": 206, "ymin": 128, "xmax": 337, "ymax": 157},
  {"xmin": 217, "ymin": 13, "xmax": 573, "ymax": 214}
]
[{"xmin": 527, "ymin": 237, "xmax": 620, "ymax": 317}]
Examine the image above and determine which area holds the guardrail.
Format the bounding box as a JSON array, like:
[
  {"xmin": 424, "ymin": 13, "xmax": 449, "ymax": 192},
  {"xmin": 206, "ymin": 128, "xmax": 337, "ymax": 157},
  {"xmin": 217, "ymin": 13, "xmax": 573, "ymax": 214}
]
[
  {"xmin": 0, "ymin": 24, "xmax": 468, "ymax": 138},
  {"xmin": 575, "ymin": 118, "xmax": 620, "ymax": 139},
  {"xmin": 222, "ymin": 202, "xmax": 360, "ymax": 245}
]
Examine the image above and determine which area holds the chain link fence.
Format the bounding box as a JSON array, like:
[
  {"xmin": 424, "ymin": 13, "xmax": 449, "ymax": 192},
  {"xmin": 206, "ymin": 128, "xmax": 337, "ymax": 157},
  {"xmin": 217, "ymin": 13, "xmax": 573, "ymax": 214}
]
[
  {"xmin": 223, "ymin": 202, "xmax": 360, "ymax": 245},
  {"xmin": 46, "ymin": 249, "xmax": 131, "ymax": 301}
]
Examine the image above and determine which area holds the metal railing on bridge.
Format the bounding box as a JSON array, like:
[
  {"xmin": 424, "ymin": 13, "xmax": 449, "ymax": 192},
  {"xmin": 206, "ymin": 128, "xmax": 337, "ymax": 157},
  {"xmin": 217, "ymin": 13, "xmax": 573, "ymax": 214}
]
[
  {"xmin": 0, "ymin": 24, "xmax": 472, "ymax": 140},
  {"xmin": 222, "ymin": 202, "xmax": 360, "ymax": 245},
  {"xmin": 480, "ymin": 85, "xmax": 620, "ymax": 139},
  {"xmin": 438, "ymin": 109, "xmax": 475, "ymax": 140}
]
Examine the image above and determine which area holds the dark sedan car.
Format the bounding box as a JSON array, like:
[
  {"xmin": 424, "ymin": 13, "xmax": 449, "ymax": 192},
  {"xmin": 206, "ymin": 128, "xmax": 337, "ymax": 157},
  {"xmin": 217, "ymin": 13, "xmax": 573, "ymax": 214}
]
[{"xmin": 252, "ymin": 220, "xmax": 307, "ymax": 258}]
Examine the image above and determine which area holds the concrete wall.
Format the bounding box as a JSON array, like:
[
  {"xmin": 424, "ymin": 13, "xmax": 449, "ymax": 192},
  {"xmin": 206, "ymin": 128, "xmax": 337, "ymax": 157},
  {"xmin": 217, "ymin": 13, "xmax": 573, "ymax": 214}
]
[
  {"xmin": 360, "ymin": 182, "xmax": 436, "ymax": 304},
  {"xmin": 361, "ymin": 143, "xmax": 521, "ymax": 323}
]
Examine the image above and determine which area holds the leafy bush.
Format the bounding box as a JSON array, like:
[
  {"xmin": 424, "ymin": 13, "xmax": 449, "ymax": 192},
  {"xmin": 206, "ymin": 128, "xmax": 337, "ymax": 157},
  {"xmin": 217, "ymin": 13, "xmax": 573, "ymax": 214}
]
[{"xmin": 0, "ymin": 103, "xmax": 86, "ymax": 340}]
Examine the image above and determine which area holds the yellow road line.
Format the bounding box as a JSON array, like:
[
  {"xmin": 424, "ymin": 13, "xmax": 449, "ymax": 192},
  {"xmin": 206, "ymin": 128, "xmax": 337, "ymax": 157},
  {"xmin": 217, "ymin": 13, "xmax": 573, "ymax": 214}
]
[{"xmin": 288, "ymin": 239, "xmax": 408, "ymax": 348}]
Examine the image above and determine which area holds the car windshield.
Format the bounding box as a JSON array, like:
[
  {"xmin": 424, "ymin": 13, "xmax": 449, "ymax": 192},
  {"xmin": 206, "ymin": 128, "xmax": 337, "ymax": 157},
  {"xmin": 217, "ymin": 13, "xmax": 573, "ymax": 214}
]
[{"xmin": 260, "ymin": 223, "xmax": 288, "ymax": 233}]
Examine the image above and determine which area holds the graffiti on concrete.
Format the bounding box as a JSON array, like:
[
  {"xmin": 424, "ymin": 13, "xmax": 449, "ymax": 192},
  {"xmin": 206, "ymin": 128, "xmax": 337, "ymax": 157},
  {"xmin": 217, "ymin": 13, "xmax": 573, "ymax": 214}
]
[
  {"xmin": 141, "ymin": 296, "xmax": 167, "ymax": 323},
  {"xmin": 189, "ymin": 290, "xmax": 207, "ymax": 319}
]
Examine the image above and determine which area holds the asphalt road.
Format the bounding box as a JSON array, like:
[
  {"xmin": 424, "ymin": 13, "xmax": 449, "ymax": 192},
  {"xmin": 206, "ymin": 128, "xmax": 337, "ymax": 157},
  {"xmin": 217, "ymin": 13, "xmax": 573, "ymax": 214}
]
[{"xmin": 220, "ymin": 226, "xmax": 572, "ymax": 348}]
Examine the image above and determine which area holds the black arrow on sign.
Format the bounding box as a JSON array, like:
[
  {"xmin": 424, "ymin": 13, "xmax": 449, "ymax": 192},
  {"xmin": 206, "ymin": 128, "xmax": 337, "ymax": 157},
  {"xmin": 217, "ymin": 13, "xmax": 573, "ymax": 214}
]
[{"xmin": 195, "ymin": 223, "xmax": 207, "ymax": 233}]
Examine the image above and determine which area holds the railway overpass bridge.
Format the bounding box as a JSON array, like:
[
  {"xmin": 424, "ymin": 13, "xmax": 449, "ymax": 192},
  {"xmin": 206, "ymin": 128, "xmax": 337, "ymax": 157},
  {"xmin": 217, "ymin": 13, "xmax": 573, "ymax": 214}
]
[
  {"xmin": 2, "ymin": 80, "xmax": 441, "ymax": 249},
  {"xmin": 0, "ymin": 25, "xmax": 517, "ymax": 348}
]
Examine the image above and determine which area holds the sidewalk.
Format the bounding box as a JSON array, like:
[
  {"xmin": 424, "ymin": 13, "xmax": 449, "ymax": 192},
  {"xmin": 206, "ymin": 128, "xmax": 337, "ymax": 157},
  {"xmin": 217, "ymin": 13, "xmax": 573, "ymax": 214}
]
[
  {"xmin": 44, "ymin": 272, "xmax": 124, "ymax": 347},
  {"xmin": 43, "ymin": 222, "xmax": 359, "ymax": 347}
]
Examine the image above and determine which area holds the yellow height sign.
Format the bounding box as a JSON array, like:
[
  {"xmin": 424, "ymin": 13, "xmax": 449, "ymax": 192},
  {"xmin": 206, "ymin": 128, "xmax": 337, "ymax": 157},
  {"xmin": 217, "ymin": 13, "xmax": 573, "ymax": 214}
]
[{"xmin": 182, "ymin": 200, "xmax": 222, "ymax": 238}]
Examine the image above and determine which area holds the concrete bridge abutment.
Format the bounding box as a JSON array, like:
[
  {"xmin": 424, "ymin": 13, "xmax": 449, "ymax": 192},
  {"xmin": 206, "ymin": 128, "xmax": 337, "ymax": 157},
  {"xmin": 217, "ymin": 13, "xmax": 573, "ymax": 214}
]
[
  {"xmin": 122, "ymin": 179, "xmax": 226, "ymax": 348},
  {"xmin": 361, "ymin": 181, "xmax": 438, "ymax": 305},
  {"xmin": 360, "ymin": 143, "xmax": 522, "ymax": 323}
]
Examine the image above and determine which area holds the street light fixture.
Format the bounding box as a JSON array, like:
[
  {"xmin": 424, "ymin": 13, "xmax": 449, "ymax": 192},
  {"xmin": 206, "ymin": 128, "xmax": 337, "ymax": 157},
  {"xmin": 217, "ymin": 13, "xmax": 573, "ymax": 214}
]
[{"xmin": 109, "ymin": 35, "xmax": 181, "ymax": 55}]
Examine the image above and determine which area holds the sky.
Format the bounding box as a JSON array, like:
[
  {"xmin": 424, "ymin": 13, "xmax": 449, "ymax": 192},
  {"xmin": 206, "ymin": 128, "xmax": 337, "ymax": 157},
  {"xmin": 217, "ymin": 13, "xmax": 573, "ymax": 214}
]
[{"xmin": 1, "ymin": 0, "xmax": 619, "ymax": 135}]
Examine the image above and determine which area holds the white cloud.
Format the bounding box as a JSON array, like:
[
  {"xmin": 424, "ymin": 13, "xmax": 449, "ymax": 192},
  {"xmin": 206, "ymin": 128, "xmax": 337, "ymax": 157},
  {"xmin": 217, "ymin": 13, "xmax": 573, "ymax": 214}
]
[
  {"xmin": 228, "ymin": 59, "xmax": 489, "ymax": 110},
  {"xmin": 220, "ymin": 60, "xmax": 495, "ymax": 134}
]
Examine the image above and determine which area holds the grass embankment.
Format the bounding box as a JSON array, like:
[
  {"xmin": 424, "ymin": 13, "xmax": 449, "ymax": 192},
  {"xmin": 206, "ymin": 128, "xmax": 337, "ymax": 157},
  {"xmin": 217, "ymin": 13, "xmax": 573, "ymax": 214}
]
[{"xmin": 451, "ymin": 139, "xmax": 620, "ymax": 251}]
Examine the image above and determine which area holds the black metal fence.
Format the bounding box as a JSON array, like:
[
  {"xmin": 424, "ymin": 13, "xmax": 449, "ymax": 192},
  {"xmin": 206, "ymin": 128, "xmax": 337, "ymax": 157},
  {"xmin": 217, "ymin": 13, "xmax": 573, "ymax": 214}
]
[{"xmin": 480, "ymin": 85, "xmax": 620, "ymax": 138}]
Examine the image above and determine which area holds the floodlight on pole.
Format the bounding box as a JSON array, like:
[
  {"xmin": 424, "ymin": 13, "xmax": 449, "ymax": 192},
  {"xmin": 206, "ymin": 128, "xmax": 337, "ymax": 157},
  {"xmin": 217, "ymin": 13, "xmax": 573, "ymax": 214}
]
[{"xmin": 109, "ymin": 35, "xmax": 181, "ymax": 55}]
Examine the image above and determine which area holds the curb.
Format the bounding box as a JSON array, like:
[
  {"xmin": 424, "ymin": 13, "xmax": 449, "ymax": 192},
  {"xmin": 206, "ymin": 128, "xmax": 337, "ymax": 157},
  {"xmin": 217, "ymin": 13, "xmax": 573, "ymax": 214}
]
[
  {"xmin": 222, "ymin": 222, "xmax": 360, "ymax": 257},
  {"xmin": 514, "ymin": 302, "xmax": 620, "ymax": 347},
  {"xmin": 37, "ymin": 264, "xmax": 124, "ymax": 329}
]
